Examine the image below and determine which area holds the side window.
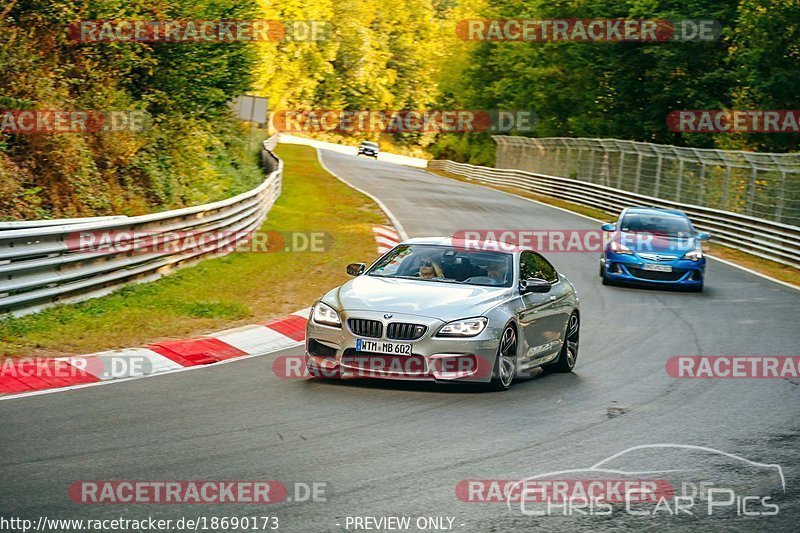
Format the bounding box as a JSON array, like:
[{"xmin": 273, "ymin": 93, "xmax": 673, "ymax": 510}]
[
  {"xmin": 520, "ymin": 251, "xmax": 558, "ymax": 283},
  {"xmin": 519, "ymin": 251, "xmax": 537, "ymax": 281}
]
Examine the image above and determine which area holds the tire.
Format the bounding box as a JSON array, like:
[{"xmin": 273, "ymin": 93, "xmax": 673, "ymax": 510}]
[
  {"xmin": 488, "ymin": 325, "xmax": 517, "ymax": 391},
  {"xmin": 600, "ymin": 262, "xmax": 611, "ymax": 285},
  {"xmin": 544, "ymin": 312, "xmax": 579, "ymax": 374}
]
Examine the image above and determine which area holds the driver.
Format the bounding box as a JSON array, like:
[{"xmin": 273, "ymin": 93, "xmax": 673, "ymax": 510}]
[
  {"xmin": 486, "ymin": 262, "xmax": 508, "ymax": 284},
  {"xmin": 417, "ymin": 256, "xmax": 444, "ymax": 279}
]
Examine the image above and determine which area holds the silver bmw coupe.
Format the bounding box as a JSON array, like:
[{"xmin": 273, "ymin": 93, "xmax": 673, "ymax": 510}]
[{"xmin": 305, "ymin": 237, "xmax": 580, "ymax": 390}]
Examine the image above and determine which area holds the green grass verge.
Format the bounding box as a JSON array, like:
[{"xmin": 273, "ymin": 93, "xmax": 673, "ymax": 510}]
[
  {"xmin": 0, "ymin": 144, "xmax": 387, "ymax": 357},
  {"xmin": 427, "ymin": 168, "xmax": 800, "ymax": 287}
]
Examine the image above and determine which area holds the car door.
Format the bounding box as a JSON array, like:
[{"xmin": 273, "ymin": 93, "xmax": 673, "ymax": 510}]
[{"xmin": 516, "ymin": 251, "xmax": 571, "ymax": 367}]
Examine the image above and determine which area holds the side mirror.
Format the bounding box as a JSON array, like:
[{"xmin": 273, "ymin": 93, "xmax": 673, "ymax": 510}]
[
  {"xmin": 696, "ymin": 231, "xmax": 710, "ymax": 241},
  {"xmin": 601, "ymin": 223, "xmax": 616, "ymax": 232},
  {"xmin": 521, "ymin": 277, "xmax": 551, "ymax": 294},
  {"xmin": 346, "ymin": 263, "xmax": 366, "ymax": 276}
]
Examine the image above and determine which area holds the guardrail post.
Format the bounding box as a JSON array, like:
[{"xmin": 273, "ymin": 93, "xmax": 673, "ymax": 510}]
[
  {"xmin": 747, "ymin": 166, "xmax": 757, "ymax": 216},
  {"xmin": 698, "ymin": 163, "xmax": 707, "ymax": 205},
  {"xmin": 721, "ymin": 164, "xmax": 731, "ymax": 210},
  {"xmin": 675, "ymin": 159, "xmax": 684, "ymax": 202},
  {"xmin": 653, "ymin": 154, "xmax": 663, "ymax": 198},
  {"xmin": 553, "ymin": 147, "xmax": 561, "ymax": 176},
  {"xmin": 776, "ymin": 170, "xmax": 786, "ymax": 223},
  {"xmin": 634, "ymin": 152, "xmax": 643, "ymax": 193}
]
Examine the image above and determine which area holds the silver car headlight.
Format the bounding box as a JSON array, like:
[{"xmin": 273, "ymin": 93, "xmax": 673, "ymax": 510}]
[
  {"xmin": 312, "ymin": 302, "xmax": 341, "ymax": 327},
  {"xmin": 683, "ymin": 249, "xmax": 703, "ymax": 261},
  {"xmin": 436, "ymin": 317, "xmax": 488, "ymax": 337}
]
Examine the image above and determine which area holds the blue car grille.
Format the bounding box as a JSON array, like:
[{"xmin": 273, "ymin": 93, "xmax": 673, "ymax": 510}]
[
  {"xmin": 626, "ymin": 267, "xmax": 685, "ymax": 282},
  {"xmin": 637, "ymin": 253, "xmax": 679, "ymax": 261}
]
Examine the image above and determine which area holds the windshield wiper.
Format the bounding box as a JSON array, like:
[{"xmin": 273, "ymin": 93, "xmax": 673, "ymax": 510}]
[{"xmin": 371, "ymin": 274, "xmax": 464, "ymax": 283}]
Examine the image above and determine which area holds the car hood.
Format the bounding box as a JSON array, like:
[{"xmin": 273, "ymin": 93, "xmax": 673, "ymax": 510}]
[
  {"xmin": 619, "ymin": 232, "xmax": 698, "ymax": 255},
  {"xmin": 324, "ymin": 276, "xmax": 512, "ymax": 321}
]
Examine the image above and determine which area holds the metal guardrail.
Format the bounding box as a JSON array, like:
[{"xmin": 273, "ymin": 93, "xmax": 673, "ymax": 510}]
[
  {"xmin": 493, "ymin": 136, "xmax": 800, "ymax": 226},
  {"xmin": 0, "ymin": 217, "xmax": 130, "ymax": 230},
  {"xmin": 427, "ymin": 159, "xmax": 800, "ymax": 269},
  {"xmin": 0, "ymin": 135, "xmax": 283, "ymax": 316}
]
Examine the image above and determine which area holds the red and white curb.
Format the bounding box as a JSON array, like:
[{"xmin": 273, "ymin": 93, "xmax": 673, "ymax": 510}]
[
  {"xmin": 373, "ymin": 225, "xmax": 400, "ymax": 254},
  {"xmin": 0, "ymin": 308, "xmax": 310, "ymax": 400}
]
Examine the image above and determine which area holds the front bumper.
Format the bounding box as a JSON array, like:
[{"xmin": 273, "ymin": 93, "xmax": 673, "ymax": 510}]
[
  {"xmin": 358, "ymin": 149, "xmax": 378, "ymax": 157},
  {"xmin": 305, "ymin": 310, "xmax": 499, "ymax": 383},
  {"xmin": 601, "ymin": 252, "xmax": 705, "ymax": 287}
]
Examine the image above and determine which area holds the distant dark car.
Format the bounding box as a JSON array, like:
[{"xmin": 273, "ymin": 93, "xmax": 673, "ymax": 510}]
[{"xmin": 357, "ymin": 141, "xmax": 379, "ymax": 158}]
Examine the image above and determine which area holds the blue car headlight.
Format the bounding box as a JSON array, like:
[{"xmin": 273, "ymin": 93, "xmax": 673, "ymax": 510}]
[
  {"xmin": 608, "ymin": 241, "xmax": 633, "ymax": 255},
  {"xmin": 683, "ymin": 249, "xmax": 703, "ymax": 261}
]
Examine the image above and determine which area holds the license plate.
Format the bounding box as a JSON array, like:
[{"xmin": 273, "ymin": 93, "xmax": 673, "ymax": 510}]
[
  {"xmin": 643, "ymin": 263, "xmax": 673, "ymax": 272},
  {"xmin": 356, "ymin": 339, "xmax": 412, "ymax": 355}
]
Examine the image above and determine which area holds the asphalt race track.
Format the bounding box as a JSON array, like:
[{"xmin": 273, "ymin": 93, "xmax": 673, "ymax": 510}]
[{"xmin": 1, "ymin": 149, "xmax": 799, "ymax": 532}]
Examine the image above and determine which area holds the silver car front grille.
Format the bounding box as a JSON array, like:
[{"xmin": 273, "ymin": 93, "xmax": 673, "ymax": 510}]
[
  {"xmin": 386, "ymin": 322, "xmax": 427, "ymax": 340},
  {"xmin": 347, "ymin": 318, "xmax": 383, "ymax": 338}
]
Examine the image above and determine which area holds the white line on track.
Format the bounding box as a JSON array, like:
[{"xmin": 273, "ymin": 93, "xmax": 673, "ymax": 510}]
[{"xmin": 315, "ymin": 149, "xmax": 409, "ymax": 241}]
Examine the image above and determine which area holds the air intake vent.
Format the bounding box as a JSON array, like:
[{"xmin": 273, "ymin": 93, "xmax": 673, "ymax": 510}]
[{"xmin": 308, "ymin": 339, "xmax": 337, "ymax": 358}]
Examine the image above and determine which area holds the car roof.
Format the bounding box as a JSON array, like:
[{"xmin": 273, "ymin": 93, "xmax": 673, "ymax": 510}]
[
  {"xmin": 399, "ymin": 236, "xmax": 524, "ymax": 253},
  {"xmin": 623, "ymin": 206, "xmax": 688, "ymax": 218}
]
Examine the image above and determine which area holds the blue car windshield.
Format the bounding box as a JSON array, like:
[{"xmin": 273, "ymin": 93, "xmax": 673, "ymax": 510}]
[
  {"xmin": 620, "ymin": 213, "xmax": 693, "ymax": 238},
  {"xmin": 367, "ymin": 244, "xmax": 514, "ymax": 287}
]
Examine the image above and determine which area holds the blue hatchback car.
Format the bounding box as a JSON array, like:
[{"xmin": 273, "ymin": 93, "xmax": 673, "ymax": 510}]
[{"xmin": 600, "ymin": 207, "xmax": 710, "ymax": 292}]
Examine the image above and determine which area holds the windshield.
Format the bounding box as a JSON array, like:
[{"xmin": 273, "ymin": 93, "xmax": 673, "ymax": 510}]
[
  {"xmin": 620, "ymin": 213, "xmax": 693, "ymax": 238},
  {"xmin": 361, "ymin": 142, "xmax": 379, "ymax": 148},
  {"xmin": 367, "ymin": 244, "xmax": 514, "ymax": 287}
]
